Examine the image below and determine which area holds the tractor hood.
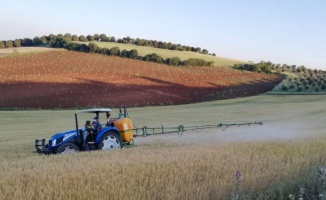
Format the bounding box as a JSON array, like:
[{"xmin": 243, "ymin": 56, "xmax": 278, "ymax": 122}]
[{"xmin": 49, "ymin": 128, "xmax": 83, "ymax": 147}]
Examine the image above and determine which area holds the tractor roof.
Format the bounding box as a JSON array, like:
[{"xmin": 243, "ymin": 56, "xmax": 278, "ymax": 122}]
[{"xmin": 78, "ymin": 108, "xmax": 112, "ymax": 113}]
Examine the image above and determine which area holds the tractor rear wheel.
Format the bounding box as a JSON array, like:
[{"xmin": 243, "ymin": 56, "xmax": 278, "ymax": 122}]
[
  {"xmin": 56, "ymin": 143, "xmax": 79, "ymax": 154},
  {"xmin": 97, "ymin": 131, "xmax": 122, "ymax": 150}
]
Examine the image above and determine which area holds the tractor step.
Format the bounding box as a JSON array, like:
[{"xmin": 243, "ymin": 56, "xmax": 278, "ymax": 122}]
[{"xmin": 87, "ymin": 142, "xmax": 97, "ymax": 150}]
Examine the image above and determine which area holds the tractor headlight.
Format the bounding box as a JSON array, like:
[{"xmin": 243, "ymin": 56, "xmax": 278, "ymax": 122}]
[{"xmin": 52, "ymin": 139, "xmax": 56, "ymax": 146}]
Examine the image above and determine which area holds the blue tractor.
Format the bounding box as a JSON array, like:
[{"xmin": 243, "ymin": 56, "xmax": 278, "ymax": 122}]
[{"xmin": 35, "ymin": 106, "xmax": 133, "ymax": 154}]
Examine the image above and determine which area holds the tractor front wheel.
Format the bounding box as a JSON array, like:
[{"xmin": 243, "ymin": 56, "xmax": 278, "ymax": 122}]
[
  {"xmin": 56, "ymin": 143, "xmax": 79, "ymax": 154},
  {"xmin": 97, "ymin": 132, "xmax": 122, "ymax": 150}
]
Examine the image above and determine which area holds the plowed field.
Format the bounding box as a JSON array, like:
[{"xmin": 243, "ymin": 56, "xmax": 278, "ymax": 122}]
[{"xmin": 0, "ymin": 51, "xmax": 282, "ymax": 108}]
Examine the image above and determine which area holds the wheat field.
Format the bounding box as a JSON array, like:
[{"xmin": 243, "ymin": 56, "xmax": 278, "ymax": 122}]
[{"xmin": 0, "ymin": 95, "xmax": 326, "ymax": 199}]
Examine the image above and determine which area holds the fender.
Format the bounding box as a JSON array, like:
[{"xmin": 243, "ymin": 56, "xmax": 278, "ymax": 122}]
[{"xmin": 95, "ymin": 126, "xmax": 120, "ymax": 144}]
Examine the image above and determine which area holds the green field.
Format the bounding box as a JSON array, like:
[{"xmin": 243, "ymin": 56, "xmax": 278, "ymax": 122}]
[
  {"xmin": 1, "ymin": 95, "xmax": 326, "ymax": 199},
  {"xmin": 267, "ymin": 71, "xmax": 326, "ymax": 95},
  {"xmin": 76, "ymin": 41, "xmax": 247, "ymax": 66}
]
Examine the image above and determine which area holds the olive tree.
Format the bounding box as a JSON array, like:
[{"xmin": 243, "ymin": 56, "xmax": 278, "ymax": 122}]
[
  {"xmin": 13, "ymin": 39, "xmax": 22, "ymax": 47},
  {"xmin": 0, "ymin": 41, "xmax": 5, "ymax": 48},
  {"xmin": 71, "ymin": 35, "xmax": 79, "ymax": 41},
  {"xmin": 64, "ymin": 33, "xmax": 72, "ymax": 40},
  {"xmin": 5, "ymin": 40, "xmax": 14, "ymax": 48},
  {"xmin": 22, "ymin": 38, "xmax": 33, "ymax": 46},
  {"xmin": 79, "ymin": 35, "xmax": 87, "ymax": 42},
  {"xmin": 33, "ymin": 37, "xmax": 43, "ymax": 45},
  {"xmin": 86, "ymin": 35, "xmax": 95, "ymax": 41},
  {"xmin": 110, "ymin": 46, "xmax": 120, "ymax": 56}
]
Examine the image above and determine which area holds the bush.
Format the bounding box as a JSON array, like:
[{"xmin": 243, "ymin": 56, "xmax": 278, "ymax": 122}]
[
  {"xmin": 321, "ymin": 85, "xmax": 326, "ymax": 90},
  {"xmin": 88, "ymin": 42, "xmax": 99, "ymax": 53},
  {"xmin": 64, "ymin": 33, "xmax": 72, "ymax": 40},
  {"xmin": 13, "ymin": 39, "xmax": 22, "ymax": 47},
  {"xmin": 305, "ymin": 85, "xmax": 309, "ymax": 89},
  {"xmin": 261, "ymin": 65, "xmax": 272, "ymax": 73},
  {"xmin": 51, "ymin": 37, "xmax": 70, "ymax": 48},
  {"xmin": 5, "ymin": 40, "xmax": 14, "ymax": 48},
  {"xmin": 0, "ymin": 41, "xmax": 5, "ymax": 48},
  {"xmin": 86, "ymin": 35, "xmax": 95, "ymax": 41},
  {"xmin": 144, "ymin": 53, "xmax": 164, "ymax": 63},
  {"xmin": 47, "ymin": 34, "xmax": 57, "ymax": 42},
  {"xmin": 289, "ymin": 85, "xmax": 295, "ymax": 89},
  {"xmin": 282, "ymin": 84, "xmax": 289, "ymax": 91},
  {"xmin": 100, "ymin": 34, "xmax": 108, "ymax": 41},
  {"xmin": 97, "ymin": 47, "xmax": 110, "ymax": 55},
  {"xmin": 33, "ymin": 37, "xmax": 43, "ymax": 46},
  {"xmin": 93, "ymin": 34, "xmax": 100, "ymax": 41},
  {"xmin": 129, "ymin": 49, "xmax": 138, "ymax": 59},
  {"xmin": 183, "ymin": 58, "xmax": 213, "ymax": 66},
  {"xmin": 120, "ymin": 50, "xmax": 129, "ymax": 58},
  {"xmin": 315, "ymin": 88, "xmax": 319, "ymax": 92},
  {"xmin": 21, "ymin": 38, "xmax": 33, "ymax": 46},
  {"xmin": 110, "ymin": 47, "xmax": 120, "ymax": 56},
  {"xmin": 79, "ymin": 35, "xmax": 87, "ymax": 42},
  {"xmin": 297, "ymin": 86, "xmax": 302, "ymax": 91},
  {"xmin": 71, "ymin": 35, "xmax": 79, "ymax": 41},
  {"xmin": 166, "ymin": 57, "xmax": 181, "ymax": 66}
]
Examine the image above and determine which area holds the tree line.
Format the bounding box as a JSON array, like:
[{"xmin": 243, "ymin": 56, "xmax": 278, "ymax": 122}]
[
  {"xmin": 234, "ymin": 61, "xmax": 325, "ymax": 74},
  {"xmin": 51, "ymin": 37, "xmax": 213, "ymax": 67},
  {"xmin": 0, "ymin": 33, "xmax": 216, "ymax": 56}
]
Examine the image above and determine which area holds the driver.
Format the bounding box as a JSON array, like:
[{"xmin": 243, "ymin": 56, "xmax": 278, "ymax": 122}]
[{"xmin": 92, "ymin": 116, "xmax": 102, "ymax": 133}]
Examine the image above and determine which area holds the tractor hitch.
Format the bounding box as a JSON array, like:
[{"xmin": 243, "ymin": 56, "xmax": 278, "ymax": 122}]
[{"xmin": 34, "ymin": 139, "xmax": 53, "ymax": 154}]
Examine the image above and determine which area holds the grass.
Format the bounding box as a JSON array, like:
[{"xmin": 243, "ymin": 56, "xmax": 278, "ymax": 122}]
[
  {"xmin": 76, "ymin": 41, "xmax": 247, "ymax": 66},
  {"xmin": 0, "ymin": 95, "xmax": 326, "ymax": 199}
]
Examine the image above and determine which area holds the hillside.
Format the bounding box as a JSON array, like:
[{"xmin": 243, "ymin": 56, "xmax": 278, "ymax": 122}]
[
  {"xmin": 76, "ymin": 41, "xmax": 247, "ymax": 66},
  {"xmin": 0, "ymin": 51, "xmax": 281, "ymax": 109}
]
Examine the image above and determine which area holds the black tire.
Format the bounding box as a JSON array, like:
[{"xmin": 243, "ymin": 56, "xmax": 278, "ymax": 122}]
[
  {"xmin": 97, "ymin": 131, "xmax": 122, "ymax": 150},
  {"xmin": 56, "ymin": 142, "xmax": 79, "ymax": 154}
]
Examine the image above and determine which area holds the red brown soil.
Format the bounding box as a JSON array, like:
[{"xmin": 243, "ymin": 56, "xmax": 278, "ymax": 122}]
[{"xmin": 0, "ymin": 51, "xmax": 282, "ymax": 109}]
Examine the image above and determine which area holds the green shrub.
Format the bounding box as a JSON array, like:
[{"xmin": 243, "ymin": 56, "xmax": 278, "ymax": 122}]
[
  {"xmin": 0, "ymin": 41, "xmax": 5, "ymax": 48},
  {"xmin": 297, "ymin": 86, "xmax": 302, "ymax": 91},
  {"xmin": 144, "ymin": 53, "xmax": 164, "ymax": 63},
  {"xmin": 13, "ymin": 39, "xmax": 22, "ymax": 47},
  {"xmin": 5, "ymin": 40, "xmax": 14, "ymax": 48},
  {"xmin": 289, "ymin": 85, "xmax": 295, "ymax": 89},
  {"xmin": 110, "ymin": 47, "xmax": 120, "ymax": 56},
  {"xmin": 282, "ymin": 84, "xmax": 289, "ymax": 91},
  {"xmin": 315, "ymin": 88, "xmax": 319, "ymax": 92},
  {"xmin": 21, "ymin": 38, "xmax": 33, "ymax": 46},
  {"xmin": 305, "ymin": 85, "xmax": 309, "ymax": 89},
  {"xmin": 321, "ymin": 85, "xmax": 326, "ymax": 90}
]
